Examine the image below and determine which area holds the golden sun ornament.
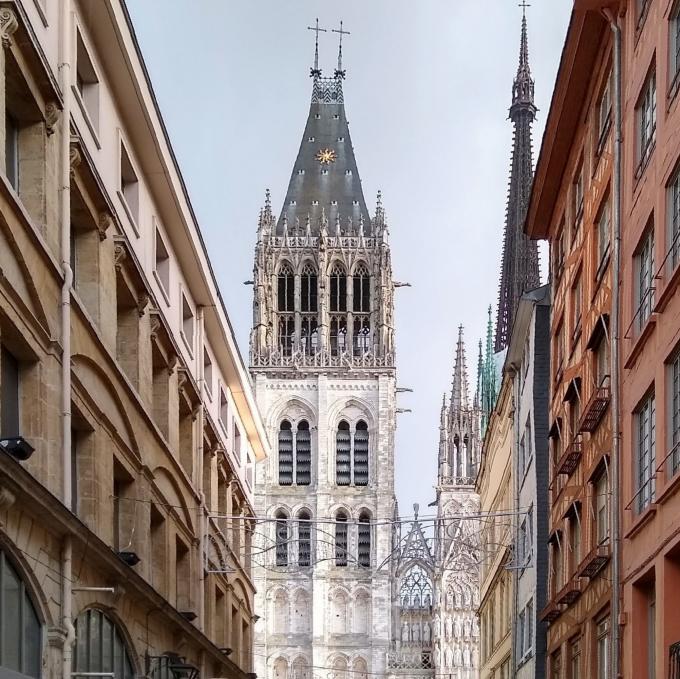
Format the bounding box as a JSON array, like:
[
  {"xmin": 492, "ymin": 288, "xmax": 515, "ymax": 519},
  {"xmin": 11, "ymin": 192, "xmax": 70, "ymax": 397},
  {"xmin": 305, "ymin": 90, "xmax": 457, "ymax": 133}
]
[{"xmin": 315, "ymin": 148, "xmax": 337, "ymax": 165}]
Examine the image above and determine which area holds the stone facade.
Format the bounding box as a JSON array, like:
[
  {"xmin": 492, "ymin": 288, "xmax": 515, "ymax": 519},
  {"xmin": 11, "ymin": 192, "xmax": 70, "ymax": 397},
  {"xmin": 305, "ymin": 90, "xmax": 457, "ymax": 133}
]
[
  {"xmin": 0, "ymin": 2, "xmax": 268, "ymax": 678},
  {"xmin": 250, "ymin": 57, "xmax": 396, "ymax": 679}
]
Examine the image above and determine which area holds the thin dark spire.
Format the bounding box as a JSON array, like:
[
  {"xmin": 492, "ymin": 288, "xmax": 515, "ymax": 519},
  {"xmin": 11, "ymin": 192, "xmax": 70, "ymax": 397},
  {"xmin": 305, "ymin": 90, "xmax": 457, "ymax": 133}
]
[
  {"xmin": 332, "ymin": 21, "xmax": 350, "ymax": 78},
  {"xmin": 495, "ymin": 10, "xmax": 540, "ymax": 352},
  {"xmin": 307, "ymin": 18, "xmax": 327, "ymax": 77},
  {"xmin": 451, "ymin": 325, "xmax": 469, "ymax": 412}
]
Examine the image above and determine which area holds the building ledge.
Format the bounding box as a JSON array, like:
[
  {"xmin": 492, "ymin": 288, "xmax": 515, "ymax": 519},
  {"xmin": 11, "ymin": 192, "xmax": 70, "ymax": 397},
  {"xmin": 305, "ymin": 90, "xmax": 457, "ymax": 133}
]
[
  {"xmin": 624, "ymin": 316, "xmax": 656, "ymax": 369},
  {"xmin": 654, "ymin": 261, "xmax": 680, "ymax": 314},
  {"xmin": 624, "ymin": 503, "xmax": 657, "ymax": 540},
  {"xmin": 655, "ymin": 469, "xmax": 680, "ymax": 506}
]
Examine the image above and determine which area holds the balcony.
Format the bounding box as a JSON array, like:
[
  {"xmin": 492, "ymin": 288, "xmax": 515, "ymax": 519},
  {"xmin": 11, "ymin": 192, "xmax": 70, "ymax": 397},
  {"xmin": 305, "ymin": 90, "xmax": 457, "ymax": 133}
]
[
  {"xmin": 555, "ymin": 434, "xmax": 582, "ymax": 477},
  {"xmin": 539, "ymin": 600, "xmax": 562, "ymax": 624},
  {"xmin": 578, "ymin": 543, "xmax": 610, "ymax": 580},
  {"xmin": 555, "ymin": 577, "xmax": 582, "ymax": 607},
  {"xmin": 579, "ymin": 377, "xmax": 611, "ymax": 433}
]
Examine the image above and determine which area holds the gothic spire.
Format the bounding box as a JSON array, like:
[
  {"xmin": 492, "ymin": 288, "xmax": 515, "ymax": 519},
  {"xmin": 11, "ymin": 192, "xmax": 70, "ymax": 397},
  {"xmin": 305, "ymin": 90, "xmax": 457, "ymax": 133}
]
[
  {"xmin": 451, "ymin": 325, "xmax": 469, "ymax": 412},
  {"xmin": 494, "ymin": 10, "xmax": 541, "ymax": 353},
  {"xmin": 481, "ymin": 306, "xmax": 497, "ymax": 434},
  {"xmin": 276, "ymin": 21, "xmax": 370, "ymax": 236}
]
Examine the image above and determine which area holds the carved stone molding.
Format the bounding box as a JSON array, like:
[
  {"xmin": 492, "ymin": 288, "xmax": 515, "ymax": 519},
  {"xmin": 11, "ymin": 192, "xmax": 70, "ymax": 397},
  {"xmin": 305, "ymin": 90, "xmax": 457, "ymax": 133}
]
[
  {"xmin": 0, "ymin": 8, "xmax": 18, "ymax": 49},
  {"xmin": 149, "ymin": 313, "xmax": 161, "ymax": 339},
  {"xmin": 113, "ymin": 243, "xmax": 127, "ymax": 270},
  {"xmin": 0, "ymin": 485, "xmax": 15, "ymax": 513},
  {"xmin": 69, "ymin": 144, "xmax": 82, "ymax": 178},
  {"xmin": 47, "ymin": 625, "xmax": 68, "ymax": 649},
  {"xmin": 98, "ymin": 212, "xmax": 113, "ymax": 241},
  {"xmin": 45, "ymin": 102, "xmax": 60, "ymax": 136},
  {"xmin": 136, "ymin": 292, "xmax": 149, "ymax": 317}
]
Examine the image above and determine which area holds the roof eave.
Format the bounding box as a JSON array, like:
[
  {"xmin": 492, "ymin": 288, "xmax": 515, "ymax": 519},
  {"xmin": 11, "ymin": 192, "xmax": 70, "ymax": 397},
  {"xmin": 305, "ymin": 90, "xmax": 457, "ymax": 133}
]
[{"xmin": 525, "ymin": 6, "xmax": 609, "ymax": 239}]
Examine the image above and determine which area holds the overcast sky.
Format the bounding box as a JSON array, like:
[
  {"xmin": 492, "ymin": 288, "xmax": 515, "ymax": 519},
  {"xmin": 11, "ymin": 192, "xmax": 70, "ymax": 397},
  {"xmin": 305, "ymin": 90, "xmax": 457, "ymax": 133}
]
[{"xmin": 126, "ymin": 1, "xmax": 572, "ymax": 518}]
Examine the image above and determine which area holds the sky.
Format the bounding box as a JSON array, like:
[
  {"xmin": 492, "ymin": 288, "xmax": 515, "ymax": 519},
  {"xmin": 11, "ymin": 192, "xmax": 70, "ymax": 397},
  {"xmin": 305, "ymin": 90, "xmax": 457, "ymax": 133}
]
[{"xmin": 125, "ymin": 1, "xmax": 572, "ymax": 517}]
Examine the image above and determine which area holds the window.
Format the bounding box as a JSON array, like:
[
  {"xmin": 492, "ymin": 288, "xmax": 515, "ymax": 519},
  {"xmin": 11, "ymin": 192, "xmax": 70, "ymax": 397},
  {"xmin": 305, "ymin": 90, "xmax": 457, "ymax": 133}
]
[
  {"xmin": 358, "ymin": 513, "xmax": 371, "ymax": 567},
  {"xmin": 637, "ymin": 69, "xmax": 656, "ymax": 170},
  {"xmin": 278, "ymin": 421, "xmax": 293, "ymax": 485},
  {"xmin": 551, "ymin": 650, "xmax": 562, "ymax": 679},
  {"xmin": 670, "ymin": 350, "xmax": 680, "ymax": 476},
  {"xmin": 597, "ymin": 617, "xmax": 610, "ymax": 679},
  {"xmin": 75, "ymin": 31, "xmax": 99, "ymax": 131},
  {"xmin": 335, "ymin": 512, "xmax": 348, "ymax": 566},
  {"xmin": 300, "ymin": 263, "xmax": 317, "ymax": 312},
  {"xmin": 219, "ymin": 388, "xmax": 228, "ymax": 430},
  {"xmin": 330, "ymin": 263, "xmax": 347, "ymax": 312},
  {"xmin": 553, "ymin": 227, "xmax": 565, "ymax": 281},
  {"xmin": 279, "ymin": 315, "xmax": 295, "ymax": 356},
  {"xmin": 300, "ymin": 263, "xmax": 318, "ymax": 355},
  {"xmin": 518, "ymin": 517, "xmax": 527, "ymax": 565},
  {"xmin": 573, "ymin": 167, "xmax": 584, "ymax": 229},
  {"xmin": 671, "ymin": 3, "xmax": 680, "ymax": 92},
  {"xmin": 667, "ymin": 167, "xmax": 680, "ymax": 270},
  {"xmin": 295, "ymin": 421, "xmax": 311, "ymax": 485},
  {"xmin": 551, "ymin": 535, "xmax": 563, "ymax": 595},
  {"xmin": 0, "ymin": 549, "xmax": 41, "ymax": 678},
  {"xmin": 74, "ymin": 610, "xmax": 134, "ymax": 679},
  {"xmin": 336, "ymin": 421, "xmax": 351, "ymax": 485},
  {"xmin": 1, "ymin": 345, "xmax": 20, "ymax": 437},
  {"xmin": 5, "ymin": 112, "xmax": 18, "ymax": 190},
  {"xmin": 595, "ymin": 470, "xmax": 610, "ymax": 544},
  {"xmin": 569, "ymin": 636, "xmax": 581, "ymax": 679},
  {"xmin": 120, "ymin": 143, "xmax": 139, "ymax": 226},
  {"xmin": 636, "ymin": 392, "xmax": 656, "ymax": 513},
  {"xmin": 297, "ymin": 511, "xmax": 311, "ymax": 567},
  {"xmin": 203, "ymin": 349, "xmax": 212, "ymax": 396},
  {"xmin": 635, "ymin": 227, "xmax": 655, "ymax": 332},
  {"xmin": 181, "ymin": 293, "xmax": 194, "ymax": 354},
  {"xmin": 597, "ymin": 199, "xmax": 611, "ymax": 277},
  {"xmin": 275, "ymin": 511, "xmax": 289, "ymax": 567},
  {"xmin": 154, "ymin": 227, "xmax": 170, "ymax": 296},
  {"xmin": 354, "ymin": 421, "xmax": 369, "ymax": 485},
  {"xmin": 598, "ymin": 70, "xmax": 612, "ymax": 146},
  {"xmin": 571, "ymin": 272, "xmax": 582, "ymax": 340},
  {"xmin": 353, "ymin": 264, "xmax": 371, "ymax": 312},
  {"xmin": 568, "ymin": 505, "xmax": 581, "ymax": 572},
  {"xmin": 595, "ymin": 333, "xmax": 610, "ymax": 387}
]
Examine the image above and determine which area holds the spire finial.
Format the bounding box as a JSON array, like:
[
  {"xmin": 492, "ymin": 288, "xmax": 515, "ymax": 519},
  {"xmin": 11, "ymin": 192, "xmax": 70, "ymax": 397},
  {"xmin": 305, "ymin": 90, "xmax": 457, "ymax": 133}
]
[
  {"xmin": 307, "ymin": 19, "xmax": 327, "ymax": 77},
  {"xmin": 332, "ymin": 21, "xmax": 350, "ymax": 79}
]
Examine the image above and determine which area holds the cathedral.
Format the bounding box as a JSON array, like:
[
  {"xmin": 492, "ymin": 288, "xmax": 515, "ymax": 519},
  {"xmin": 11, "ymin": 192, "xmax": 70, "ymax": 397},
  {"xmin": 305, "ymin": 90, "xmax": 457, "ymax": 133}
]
[{"xmin": 250, "ymin": 26, "xmax": 397, "ymax": 679}]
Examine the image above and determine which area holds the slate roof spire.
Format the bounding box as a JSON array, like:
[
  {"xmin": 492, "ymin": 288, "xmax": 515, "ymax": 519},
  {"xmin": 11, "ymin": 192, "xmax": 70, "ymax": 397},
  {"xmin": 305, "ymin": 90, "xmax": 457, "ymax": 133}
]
[
  {"xmin": 276, "ymin": 21, "xmax": 370, "ymax": 235},
  {"xmin": 494, "ymin": 10, "xmax": 541, "ymax": 352}
]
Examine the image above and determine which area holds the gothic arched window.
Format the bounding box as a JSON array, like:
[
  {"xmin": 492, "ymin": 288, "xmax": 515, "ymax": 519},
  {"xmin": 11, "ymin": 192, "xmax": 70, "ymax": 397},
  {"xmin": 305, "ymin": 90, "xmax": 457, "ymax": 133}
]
[
  {"xmin": 275, "ymin": 510, "xmax": 289, "ymax": 567},
  {"xmin": 74, "ymin": 609, "xmax": 134, "ymax": 679},
  {"xmin": 331, "ymin": 597, "xmax": 349, "ymax": 636},
  {"xmin": 300, "ymin": 263, "xmax": 317, "ymax": 312},
  {"xmin": 329, "ymin": 263, "xmax": 347, "ymax": 312},
  {"xmin": 399, "ymin": 565, "xmax": 433, "ymax": 610},
  {"xmin": 352, "ymin": 263, "xmax": 370, "ymax": 312},
  {"xmin": 292, "ymin": 657, "xmax": 309, "ymax": 679},
  {"xmin": 352, "ymin": 657, "xmax": 368, "ymax": 679},
  {"xmin": 336, "ymin": 421, "xmax": 351, "ymax": 485},
  {"xmin": 273, "ymin": 657, "xmax": 288, "ymax": 679},
  {"xmin": 292, "ymin": 592, "xmax": 310, "ymax": 634},
  {"xmin": 277, "ymin": 263, "xmax": 294, "ymax": 312},
  {"xmin": 330, "ymin": 316, "xmax": 347, "ymax": 356},
  {"xmin": 295, "ymin": 421, "xmax": 311, "ymax": 485},
  {"xmin": 354, "ymin": 421, "xmax": 369, "ymax": 486},
  {"xmin": 335, "ymin": 512, "xmax": 348, "ymax": 566},
  {"xmin": 0, "ymin": 549, "xmax": 41, "ymax": 679},
  {"xmin": 272, "ymin": 590, "xmax": 289, "ymax": 633},
  {"xmin": 297, "ymin": 510, "xmax": 311, "ymax": 567},
  {"xmin": 358, "ymin": 512, "xmax": 371, "ymax": 567},
  {"xmin": 353, "ymin": 317, "xmax": 371, "ymax": 354},
  {"xmin": 354, "ymin": 593, "xmax": 370, "ymax": 634},
  {"xmin": 278, "ymin": 420, "xmax": 293, "ymax": 485}
]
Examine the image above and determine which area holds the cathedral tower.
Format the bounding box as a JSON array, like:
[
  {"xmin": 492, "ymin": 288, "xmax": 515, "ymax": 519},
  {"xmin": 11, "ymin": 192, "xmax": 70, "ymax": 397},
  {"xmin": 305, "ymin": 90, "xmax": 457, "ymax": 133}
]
[
  {"xmin": 494, "ymin": 12, "xmax": 541, "ymax": 352},
  {"xmin": 250, "ymin": 25, "xmax": 397, "ymax": 679}
]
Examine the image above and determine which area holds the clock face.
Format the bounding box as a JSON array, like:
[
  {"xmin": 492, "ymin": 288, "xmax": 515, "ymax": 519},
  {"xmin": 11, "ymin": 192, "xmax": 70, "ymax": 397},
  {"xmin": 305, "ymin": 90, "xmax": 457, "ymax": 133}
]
[{"xmin": 315, "ymin": 148, "xmax": 337, "ymax": 165}]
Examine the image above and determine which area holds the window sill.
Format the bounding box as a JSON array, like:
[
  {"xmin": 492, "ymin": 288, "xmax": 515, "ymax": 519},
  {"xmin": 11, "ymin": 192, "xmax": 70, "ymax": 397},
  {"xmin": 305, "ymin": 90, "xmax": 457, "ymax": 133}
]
[
  {"xmin": 634, "ymin": 141, "xmax": 656, "ymax": 184},
  {"xmin": 72, "ymin": 86, "xmax": 101, "ymax": 150},
  {"xmin": 653, "ymin": 261, "xmax": 680, "ymax": 314},
  {"xmin": 179, "ymin": 330, "xmax": 194, "ymax": 360},
  {"xmin": 656, "ymin": 469, "xmax": 680, "ymax": 506},
  {"xmin": 624, "ymin": 503, "xmax": 657, "ymax": 539},
  {"xmin": 117, "ymin": 189, "xmax": 140, "ymax": 238},
  {"xmin": 623, "ymin": 315, "xmax": 656, "ymax": 369}
]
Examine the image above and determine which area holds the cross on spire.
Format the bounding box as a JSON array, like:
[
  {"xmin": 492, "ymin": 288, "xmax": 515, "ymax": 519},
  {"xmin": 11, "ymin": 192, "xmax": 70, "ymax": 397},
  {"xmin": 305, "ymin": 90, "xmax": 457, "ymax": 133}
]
[
  {"xmin": 307, "ymin": 18, "xmax": 327, "ymax": 76},
  {"xmin": 519, "ymin": 0, "xmax": 531, "ymax": 15},
  {"xmin": 332, "ymin": 20, "xmax": 350, "ymax": 78}
]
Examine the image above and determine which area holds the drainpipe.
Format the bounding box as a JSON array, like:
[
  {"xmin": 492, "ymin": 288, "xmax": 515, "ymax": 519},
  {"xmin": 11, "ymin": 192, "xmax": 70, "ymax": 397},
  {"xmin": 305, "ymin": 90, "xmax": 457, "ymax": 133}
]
[
  {"xmin": 602, "ymin": 8, "xmax": 622, "ymax": 679},
  {"xmin": 58, "ymin": 0, "xmax": 75, "ymax": 677},
  {"xmin": 196, "ymin": 306, "xmax": 206, "ymax": 634}
]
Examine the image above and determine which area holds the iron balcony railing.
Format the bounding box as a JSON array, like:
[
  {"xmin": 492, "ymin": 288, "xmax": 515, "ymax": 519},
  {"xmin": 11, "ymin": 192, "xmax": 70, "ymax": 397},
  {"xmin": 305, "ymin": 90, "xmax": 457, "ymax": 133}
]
[
  {"xmin": 555, "ymin": 434, "xmax": 583, "ymax": 477},
  {"xmin": 579, "ymin": 376, "xmax": 611, "ymax": 433}
]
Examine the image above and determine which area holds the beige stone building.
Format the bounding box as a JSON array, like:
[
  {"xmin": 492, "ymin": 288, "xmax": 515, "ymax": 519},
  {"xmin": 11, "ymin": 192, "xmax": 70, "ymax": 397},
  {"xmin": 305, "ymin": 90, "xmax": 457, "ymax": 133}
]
[
  {"xmin": 476, "ymin": 373, "xmax": 512, "ymax": 679},
  {"xmin": 0, "ymin": 1, "xmax": 269, "ymax": 678}
]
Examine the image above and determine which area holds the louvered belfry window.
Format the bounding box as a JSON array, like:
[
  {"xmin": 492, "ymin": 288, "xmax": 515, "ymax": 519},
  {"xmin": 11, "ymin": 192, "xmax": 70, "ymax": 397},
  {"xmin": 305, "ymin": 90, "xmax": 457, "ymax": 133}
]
[
  {"xmin": 275, "ymin": 511, "xmax": 289, "ymax": 566},
  {"xmin": 353, "ymin": 421, "xmax": 369, "ymax": 486},
  {"xmin": 358, "ymin": 513, "xmax": 371, "ymax": 567},
  {"xmin": 296, "ymin": 421, "xmax": 311, "ymax": 485},
  {"xmin": 298, "ymin": 511, "xmax": 311, "ymax": 567},
  {"xmin": 336, "ymin": 421, "xmax": 352, "ymax": 485},
  {"xmin": 330, "ymin": 264, "xmax": 347, "ymax": 312},
  {"xmin": 278, "ymin": 420, "xmax": 294, "ymax": 485},
  {"xmin": 353, "ymin": 263, "xmax": 371, "ymax": 312},
  {"xmin": 335, "ymin": 512, "xmax": 348, "ymax": 566}
]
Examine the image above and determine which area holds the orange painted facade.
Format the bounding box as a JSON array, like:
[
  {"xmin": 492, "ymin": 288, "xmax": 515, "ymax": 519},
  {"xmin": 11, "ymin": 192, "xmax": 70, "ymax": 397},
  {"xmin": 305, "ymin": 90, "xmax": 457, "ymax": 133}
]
[{"xmin": 528, "ymin": 1, "xmax": 680, "ymax": 677}]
